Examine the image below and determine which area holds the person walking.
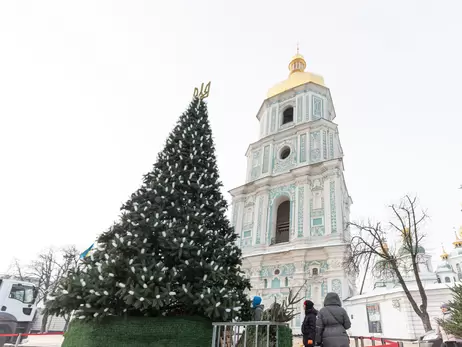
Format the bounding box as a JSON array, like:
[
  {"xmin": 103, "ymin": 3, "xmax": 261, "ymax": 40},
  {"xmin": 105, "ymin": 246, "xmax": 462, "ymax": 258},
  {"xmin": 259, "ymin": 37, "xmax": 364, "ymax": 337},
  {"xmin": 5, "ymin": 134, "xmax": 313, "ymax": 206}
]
[
  {"xmin": 315, "ymin": 292, "xmax": 351, "ymax": 347},
  {"xmin": 301, "ymin": 300, "xmax": 318, "ymax": 347},
  {"xmin": 436, "ymin": 303, "xmax": 462, "ymax": 347},
  {"xmin": 251, "ymin": 296, "xmax": 264, "ymax": 321}
]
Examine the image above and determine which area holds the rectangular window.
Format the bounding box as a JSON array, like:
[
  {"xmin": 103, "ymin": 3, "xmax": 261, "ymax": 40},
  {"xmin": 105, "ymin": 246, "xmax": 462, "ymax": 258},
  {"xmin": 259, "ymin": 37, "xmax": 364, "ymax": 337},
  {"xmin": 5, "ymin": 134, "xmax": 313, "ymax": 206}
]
[
  {"xmin": 366, "ymin": 304, "xmax": 383, "ymax": 333},
  {"xmin": 9, "ymin": 284, "xmax": 36, "ymax": 304},
  {"xmin": 312, "ymin": 217, "xmax": 323, "ymax": 226},
  {"xmin": 243, "ymin": 230, "xmax": 251, "ymax": 238}
]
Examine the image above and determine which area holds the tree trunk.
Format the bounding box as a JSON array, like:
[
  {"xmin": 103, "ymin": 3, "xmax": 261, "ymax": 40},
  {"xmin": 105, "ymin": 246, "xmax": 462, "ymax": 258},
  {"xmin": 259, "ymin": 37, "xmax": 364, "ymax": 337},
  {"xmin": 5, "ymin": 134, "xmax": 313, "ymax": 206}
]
[
  {"xmin": 40, "ymin": 310, "xmax": 49, "ymax": 333},
  {"xmin": 420, "ymin": 310, "xmax": 432, "ymax": 332},
  {"xmin": 63, "ymin": 316, "xmax": 70, "ymax": 332}
]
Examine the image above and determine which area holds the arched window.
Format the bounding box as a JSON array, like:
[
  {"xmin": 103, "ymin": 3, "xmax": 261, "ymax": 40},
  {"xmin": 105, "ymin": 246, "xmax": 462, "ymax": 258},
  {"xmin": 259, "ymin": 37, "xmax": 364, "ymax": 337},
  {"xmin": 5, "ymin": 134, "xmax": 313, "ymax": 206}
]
[
  {"xmin": 437, "ymin": 277, "xmax": 442, "ymax": 283},
  {"xmin": 445, "ymin": 277, "xmax": 451, "ymax": 283},
  {"xmin": 312, "ymin": 268, "xmax": 319, "ymax": 276},
  {"xmin": 282, "ymin": 107, "xmax": 294, "ymax": 125},
  {"xmin": 275, "ymin": 201, "xmax": 290, "ymax": 244},
  {"xmin": 263, "ymin": 279, "xmax": 268, "ymax": 289},
  {"xmin": 285, "ymin": 277, "xmax": 289, "ymax": 287}
]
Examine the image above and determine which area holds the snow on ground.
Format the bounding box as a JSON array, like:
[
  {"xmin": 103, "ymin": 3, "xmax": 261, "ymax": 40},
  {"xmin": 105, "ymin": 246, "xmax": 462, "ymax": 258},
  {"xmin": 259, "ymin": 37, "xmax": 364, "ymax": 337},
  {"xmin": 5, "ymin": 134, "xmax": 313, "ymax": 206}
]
[{"xmin": 15, "ymin": 335, "xmax": 63, "ymax": 347}]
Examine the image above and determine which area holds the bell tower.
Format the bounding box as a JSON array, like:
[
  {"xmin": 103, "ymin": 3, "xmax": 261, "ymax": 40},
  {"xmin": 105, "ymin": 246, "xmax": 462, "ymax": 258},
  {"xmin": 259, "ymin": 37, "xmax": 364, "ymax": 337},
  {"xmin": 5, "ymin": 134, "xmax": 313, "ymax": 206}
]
[{"xmin": 229, "ymin": 50, "xmax": 354, "ymax": 328}]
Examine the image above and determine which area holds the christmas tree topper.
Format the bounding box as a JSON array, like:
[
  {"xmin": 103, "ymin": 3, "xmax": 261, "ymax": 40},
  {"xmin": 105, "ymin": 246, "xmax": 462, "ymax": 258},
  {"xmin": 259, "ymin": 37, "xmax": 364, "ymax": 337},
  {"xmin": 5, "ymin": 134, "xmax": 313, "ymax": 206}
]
[{"xmin": 193, "ymin": 82, "xmax": 211, "ymax": 100}]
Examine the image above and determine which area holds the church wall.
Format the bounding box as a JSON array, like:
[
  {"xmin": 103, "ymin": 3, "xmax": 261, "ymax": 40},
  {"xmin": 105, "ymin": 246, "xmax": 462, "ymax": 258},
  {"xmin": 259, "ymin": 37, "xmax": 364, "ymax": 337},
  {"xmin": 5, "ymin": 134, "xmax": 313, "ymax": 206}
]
[{"xmin": 344, "ymin": 285, "xmax": 452, "ymax": 340}]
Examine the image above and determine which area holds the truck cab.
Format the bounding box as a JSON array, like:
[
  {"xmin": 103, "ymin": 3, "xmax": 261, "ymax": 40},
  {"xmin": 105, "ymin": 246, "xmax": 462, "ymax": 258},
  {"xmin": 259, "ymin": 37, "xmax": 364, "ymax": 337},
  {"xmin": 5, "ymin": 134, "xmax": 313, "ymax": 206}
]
[{"xmin": 0, "ymin": 278, "xmax": 38, "ymax": 345}]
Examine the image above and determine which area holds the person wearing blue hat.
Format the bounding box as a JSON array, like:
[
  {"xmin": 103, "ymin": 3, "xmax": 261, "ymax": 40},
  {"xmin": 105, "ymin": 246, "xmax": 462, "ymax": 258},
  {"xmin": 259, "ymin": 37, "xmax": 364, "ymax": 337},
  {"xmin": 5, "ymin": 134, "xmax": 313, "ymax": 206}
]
[
  {"xmin": 436, "ymin": 303, "xmax": 462, "ymax": 347},
  {"xmin": 252, "ymin": 296, "xmax": 264, "ymax": 321}
]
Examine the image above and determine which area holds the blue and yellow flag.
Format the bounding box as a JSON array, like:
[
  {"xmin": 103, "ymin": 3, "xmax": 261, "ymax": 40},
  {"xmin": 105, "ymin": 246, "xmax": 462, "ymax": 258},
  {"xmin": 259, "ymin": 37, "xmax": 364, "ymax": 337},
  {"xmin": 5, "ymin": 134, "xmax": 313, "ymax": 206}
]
[{"xmin": 79, "ymin": 243, "xmax": 94, "ymax": 259}]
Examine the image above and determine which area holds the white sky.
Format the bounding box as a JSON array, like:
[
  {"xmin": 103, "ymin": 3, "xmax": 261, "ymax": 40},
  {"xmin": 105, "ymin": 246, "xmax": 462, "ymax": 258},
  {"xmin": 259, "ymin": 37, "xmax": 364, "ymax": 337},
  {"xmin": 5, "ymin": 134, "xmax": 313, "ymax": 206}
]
[{"xmin": 1, "ymin": 0, "xmax": 461, "ymax": 273}]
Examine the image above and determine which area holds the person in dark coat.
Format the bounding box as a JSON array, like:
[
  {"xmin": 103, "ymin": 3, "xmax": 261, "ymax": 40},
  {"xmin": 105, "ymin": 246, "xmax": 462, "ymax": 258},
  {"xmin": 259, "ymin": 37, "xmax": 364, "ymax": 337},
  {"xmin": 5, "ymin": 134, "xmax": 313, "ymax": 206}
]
[
  {"xmin": 301, "ymin": 300, "xmax": 318, "ymax": 347},
  {"xmin": 252, "ymin": 296, "xmax": 264, "ymax": 321},
  {"xmin": 315, "ymin": 292, "xmax": 351, "ymax": 347}
]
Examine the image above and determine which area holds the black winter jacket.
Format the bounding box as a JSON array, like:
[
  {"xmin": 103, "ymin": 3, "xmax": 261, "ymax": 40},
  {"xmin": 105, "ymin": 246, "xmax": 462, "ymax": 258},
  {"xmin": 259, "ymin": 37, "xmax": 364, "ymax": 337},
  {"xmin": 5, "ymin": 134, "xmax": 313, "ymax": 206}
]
[{"xmin": 301, "ymin": 308, "xmax": 318, "ymax": 339}]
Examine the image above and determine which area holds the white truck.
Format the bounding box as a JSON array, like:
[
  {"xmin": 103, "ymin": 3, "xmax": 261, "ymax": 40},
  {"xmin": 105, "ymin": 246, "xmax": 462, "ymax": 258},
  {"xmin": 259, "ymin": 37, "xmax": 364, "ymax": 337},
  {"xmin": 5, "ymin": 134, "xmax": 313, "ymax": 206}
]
[{"xmin": 0, "ymin": 278, "xmax": 38, "ymax": 346}]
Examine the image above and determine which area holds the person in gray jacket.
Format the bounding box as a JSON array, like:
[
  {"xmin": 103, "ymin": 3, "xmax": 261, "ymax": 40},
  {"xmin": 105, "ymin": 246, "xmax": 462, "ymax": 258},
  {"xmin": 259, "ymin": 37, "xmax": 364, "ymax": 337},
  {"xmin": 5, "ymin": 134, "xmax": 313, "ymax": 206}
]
[{"xmin": 315, "ymin": 292, "xmax": 351, "ymax": 347}]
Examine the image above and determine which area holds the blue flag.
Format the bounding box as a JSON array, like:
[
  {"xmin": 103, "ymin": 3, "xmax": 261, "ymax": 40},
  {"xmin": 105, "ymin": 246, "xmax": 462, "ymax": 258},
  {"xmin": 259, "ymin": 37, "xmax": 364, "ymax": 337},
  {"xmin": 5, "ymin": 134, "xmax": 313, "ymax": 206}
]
[{"xmin": 79, "ymin": 243, "xmax": 94, "ymax": 259}]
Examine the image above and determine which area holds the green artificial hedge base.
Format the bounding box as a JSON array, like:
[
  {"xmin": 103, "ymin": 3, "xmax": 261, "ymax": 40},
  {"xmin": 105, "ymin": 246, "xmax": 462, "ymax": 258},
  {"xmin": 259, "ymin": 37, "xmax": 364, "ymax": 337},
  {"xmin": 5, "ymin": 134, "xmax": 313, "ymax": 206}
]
[
  {"xmin": 62, "ymin": 316, "xmax": 213, "ymax": 347},
  {"xmin": 277, "ymin": 326, "xmax": 292, "ymax": 347}
]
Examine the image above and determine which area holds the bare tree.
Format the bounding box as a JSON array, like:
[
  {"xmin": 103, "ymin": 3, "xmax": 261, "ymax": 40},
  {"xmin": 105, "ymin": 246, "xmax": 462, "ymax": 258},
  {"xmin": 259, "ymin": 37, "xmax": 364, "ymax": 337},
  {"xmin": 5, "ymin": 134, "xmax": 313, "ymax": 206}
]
[
  {"xmin": 8, "ymin": 246, "xmax": 79, "ymax": 332},
  {"xmin": 343, "ymin": 195, "xmax": 432, "ymax": 332}
]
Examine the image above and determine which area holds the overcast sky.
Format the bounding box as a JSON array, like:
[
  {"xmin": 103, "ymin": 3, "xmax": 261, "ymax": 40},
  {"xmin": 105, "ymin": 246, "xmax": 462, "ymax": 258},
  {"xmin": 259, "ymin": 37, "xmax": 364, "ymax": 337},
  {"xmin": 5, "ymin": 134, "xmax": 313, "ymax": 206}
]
[{"xmin": 1, "ymin": 0, "xmax": 461, "ymax": 273}]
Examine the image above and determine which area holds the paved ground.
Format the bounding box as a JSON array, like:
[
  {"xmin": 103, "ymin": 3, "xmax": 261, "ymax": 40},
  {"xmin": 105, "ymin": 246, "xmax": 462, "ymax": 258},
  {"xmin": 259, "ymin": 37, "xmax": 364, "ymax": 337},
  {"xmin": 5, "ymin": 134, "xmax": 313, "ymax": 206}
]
[{"xmin": 5, "ymin": 335, "xmax": 64, "ymax": 347}]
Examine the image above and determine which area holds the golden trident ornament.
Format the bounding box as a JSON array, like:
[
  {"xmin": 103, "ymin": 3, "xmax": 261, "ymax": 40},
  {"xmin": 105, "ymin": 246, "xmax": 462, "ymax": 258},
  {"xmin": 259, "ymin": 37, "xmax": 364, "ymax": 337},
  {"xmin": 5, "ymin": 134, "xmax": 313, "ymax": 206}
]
[{"xmin": 193, "ymin": 81, "xmax": 211, "ymax": 100}]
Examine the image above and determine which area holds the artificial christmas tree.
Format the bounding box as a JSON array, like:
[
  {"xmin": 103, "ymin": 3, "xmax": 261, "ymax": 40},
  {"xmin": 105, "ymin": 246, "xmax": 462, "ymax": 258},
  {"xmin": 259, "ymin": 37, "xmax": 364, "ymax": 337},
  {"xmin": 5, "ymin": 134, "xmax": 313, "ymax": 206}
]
[
  {"xmin": 48, "ymin": 96, "xmax": 251, "ymax": 345},
  {"xmin": 437, "ymin": 283, "xmax": 462, "ymax": 338}
]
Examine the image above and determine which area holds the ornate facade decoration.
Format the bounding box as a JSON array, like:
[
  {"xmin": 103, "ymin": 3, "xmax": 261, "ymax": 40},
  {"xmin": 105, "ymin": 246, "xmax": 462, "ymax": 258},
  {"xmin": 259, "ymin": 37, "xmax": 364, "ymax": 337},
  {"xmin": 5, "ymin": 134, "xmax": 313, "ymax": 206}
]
[
  {"xmin": 322, "ymin": 130, "xmax": 327, "ymax": 160},
  {"xmin": 270, "ymin": 106, "xmax": 277, "ymax": 133},
  {"xmin": 332, "ymin": 279, "xmax": 342, "ymax": 299},
  {"xmin": 255, "ymin": 195, "xmax": 264, "ymax": 244},
  {"xmin": 251, "ymin": 150, "xmax": 262, "ymax": 180},
  {"xmin": 312, "ymin": 95, "xmax": 323, "ymax": 120},
  {"xmin": 260, "ymin": 263, "xmax": 296, "ymax": 278},
  {"xmin": 310, "ymin": 131, "xmax": 321, "ymax": 163},
  {"xmin": 273, "ymin": 138, "xmax": 297, "ymax": 175},
  {"xmin": 299, "ymin": 134, "xmax": 307, "ymax": 163},
  {"xmin": 330, "ymin": 180, "xmax": 337, "ymax": 233},
  {"xmin": 297, "ymin": 186, "xmax": 305, "ymax": 237}
]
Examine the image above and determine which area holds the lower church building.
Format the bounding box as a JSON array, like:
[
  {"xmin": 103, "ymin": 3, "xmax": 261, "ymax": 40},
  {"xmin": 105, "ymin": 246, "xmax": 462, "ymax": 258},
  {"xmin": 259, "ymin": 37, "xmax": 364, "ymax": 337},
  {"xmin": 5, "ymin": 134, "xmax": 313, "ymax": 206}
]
[{"xmin": 229, "ymin": 51, "xmax": 355, "ymax": 329}]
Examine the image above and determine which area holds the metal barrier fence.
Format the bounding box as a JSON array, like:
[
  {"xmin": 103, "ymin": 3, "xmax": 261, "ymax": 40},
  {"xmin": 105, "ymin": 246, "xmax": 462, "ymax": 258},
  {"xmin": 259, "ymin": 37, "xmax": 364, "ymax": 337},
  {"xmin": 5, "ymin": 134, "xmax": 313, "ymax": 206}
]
[
  {"xmin": 212, "ymin": 321, "xmax": 289, "ymax": 347},
  {"xmin": 350, "ymin": 336, "xmax": 415, "ymax": 347}
]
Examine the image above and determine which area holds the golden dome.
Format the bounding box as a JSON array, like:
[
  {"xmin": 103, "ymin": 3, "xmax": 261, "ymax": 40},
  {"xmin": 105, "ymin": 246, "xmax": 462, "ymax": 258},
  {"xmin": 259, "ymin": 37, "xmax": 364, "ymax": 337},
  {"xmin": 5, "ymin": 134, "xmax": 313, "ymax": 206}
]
[
  {"xmin": 441, "ymin": 245, "xmax": 449, "ymax": 260},
  {"xmin": 266, "ymin": 51, "xmax": 325, "ymax": 99},
  {"xmin": 453, "ymin": 226, "xmax": 462, "ymax": 247}
]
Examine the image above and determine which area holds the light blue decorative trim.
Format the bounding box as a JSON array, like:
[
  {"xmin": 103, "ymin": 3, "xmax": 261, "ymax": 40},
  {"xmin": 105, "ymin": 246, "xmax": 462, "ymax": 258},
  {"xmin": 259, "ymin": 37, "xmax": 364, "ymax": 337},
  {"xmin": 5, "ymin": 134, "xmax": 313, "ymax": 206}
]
[
  {"xmin": 271, "ymin": 278, "xmax": 280, "ymax": 289},
  {"xmin": 299, "ymin": 134, "xmax": 306, "ymax": 163},
  {"xmin": 306, "ymin": 285, "xmax": 312, "ymax": 299},
  {"xmin": 330, "ymin": 181, "xmax": 337, "ymax": 233},
  {"xmin": 329, "ymin": 133, "xmax": 334, "ymax": 158},
  {"xmin": 297, "ymin": 186, "xmax": 304, "ymax": 237},
  {"xmin": 296, "ymin": 95, "xmax": 303, "ymax": 123},
  {"xmin": 312, "ymin": 217, "xmax": 323, "ymax": 226},
  {"xmin": 256, "ymin": 195, "xmax": 264, "ymax": 244},
  {"xmin": 262, "ymin": 145, "xmax": 270, "ymax": 174},
  {"xmin": 270, "ymin": 107, "xmax": 276, "ymax": 133},
  {"xmin": 303, "ymin": 260, "xmax": 329, "ymax": 273},
  {"xmin": 250, "ymin": 150, "xmax": 261, "ymax": 181},
  {"xmin": 310, "ymin": 131, "xmax": 321, "ymax": 163},
  {"xmin": 322, "ymin": 130, "xmax": 327, "ymax": 160},
  {"xmin": 260, "ymin": 263, "xmax": 295, "ymax": 278},
  {"xmin": 232, "ymin": 201, "xmax": 239, "ymax": 228},
  {"xmin": 312, "ymin": 95, "xmax": 323, "ymax": 120},
  {"xmin": 332, "ymin": 279, "xmax": 342, "ymax": 299},
  {"xmin": 266, "ymin": 110, "xmax": 271, "ymax": 136},
  {"xmin": 321, "ymin": 280, "xmax": 328, "ymax": 297},
  {"xmin": 305, "ymin": 95, "xmax": 310, "ymax": 121}
]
